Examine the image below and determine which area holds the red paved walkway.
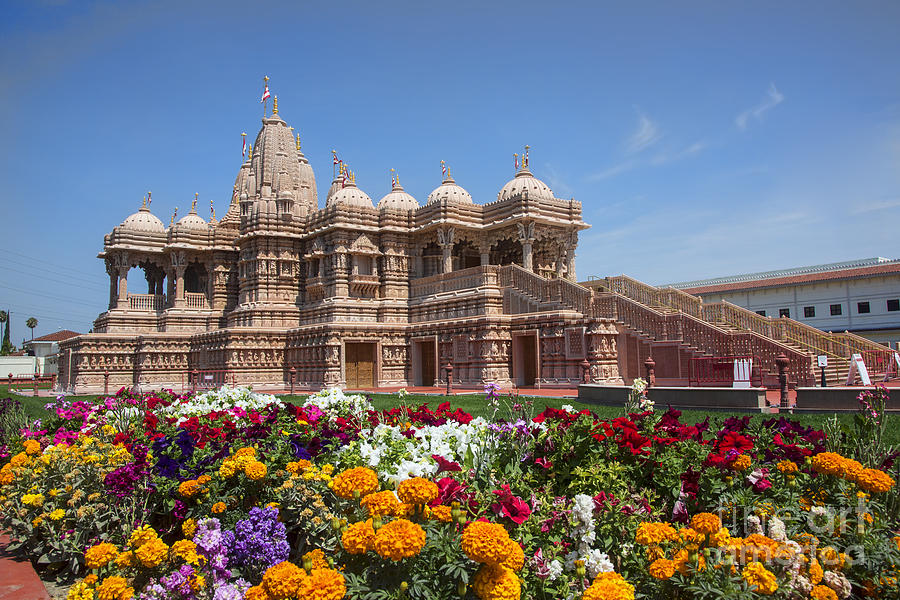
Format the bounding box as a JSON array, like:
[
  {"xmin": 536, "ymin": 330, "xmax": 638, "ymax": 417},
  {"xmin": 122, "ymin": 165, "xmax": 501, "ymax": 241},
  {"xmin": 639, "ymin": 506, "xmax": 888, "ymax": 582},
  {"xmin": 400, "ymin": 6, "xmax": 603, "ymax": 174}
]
[{"xmin": 0, "ymin": 534, "xmax": 50, "ymax": 600}]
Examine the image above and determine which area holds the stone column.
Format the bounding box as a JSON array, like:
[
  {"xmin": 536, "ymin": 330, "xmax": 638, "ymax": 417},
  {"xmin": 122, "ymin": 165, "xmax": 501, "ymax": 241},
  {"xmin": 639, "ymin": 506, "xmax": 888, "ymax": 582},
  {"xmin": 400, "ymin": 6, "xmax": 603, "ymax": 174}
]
[
  {"xmin": 517, "ymin": 221, "xmax": 535, "ymax": 272},
  {"xmin": 175, "ymin": 266, "xmax": 186, "ymax": 307},
  {"xmin": 567, "ymin": 251, "xmax": 576, "ymax": 281},
  {"xmin": 108, "ymin": 270, "xmax": 118, "ymax": 309},
  {"xmin": 479, "ymin": 241, "xmax": 491, "ymax": 266},
  {"xmin": 117, "ymin": 266, "xmax": 129, "ymax": 303},
  {"xmin": 441, "ymin": 245, "xmax": 452, "ymax": 273},
  {"xmin": 437, "ymin": 227, "xmax": 455, "ymax": 274},
  {"xmin": 166, "ymin": 269, "xmax": 175, "ymax": 306},
  {"xmin": 557, "ymin": 249, "xmax": 566, "ymax": 278},
  {"xmin": 318, "ymin": 257, "xmax": 325, "ymax": 278}
]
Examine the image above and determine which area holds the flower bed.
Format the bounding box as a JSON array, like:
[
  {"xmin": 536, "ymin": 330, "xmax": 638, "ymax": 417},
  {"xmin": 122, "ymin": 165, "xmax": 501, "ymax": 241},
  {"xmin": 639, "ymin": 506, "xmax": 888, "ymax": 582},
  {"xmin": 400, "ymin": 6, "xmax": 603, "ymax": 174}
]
[{"xmin": 0, "ymin": 383, "xmax": 899, "ymax": 599}]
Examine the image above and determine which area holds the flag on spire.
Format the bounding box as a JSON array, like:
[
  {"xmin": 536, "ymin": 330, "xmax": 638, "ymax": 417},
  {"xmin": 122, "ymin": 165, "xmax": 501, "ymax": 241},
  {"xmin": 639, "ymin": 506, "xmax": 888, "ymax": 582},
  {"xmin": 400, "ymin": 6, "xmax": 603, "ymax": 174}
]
[
  {"xmin": 242, "ymin": 133, "xmax": 247, "ymax": 158},
  {"xmin": 261, "ymin": 84, "xmax": 271, "ymax": 103},
  {"xmin": 441, "ymin": 160, "xmax": 446, "ymax": 177},
  {"xmin": 514, "ymin": 153, "xmax": 519, "ymax": 170},
  {"xmin": 332, "ymin": 150, "xmax": 339, "ymax": 165}
]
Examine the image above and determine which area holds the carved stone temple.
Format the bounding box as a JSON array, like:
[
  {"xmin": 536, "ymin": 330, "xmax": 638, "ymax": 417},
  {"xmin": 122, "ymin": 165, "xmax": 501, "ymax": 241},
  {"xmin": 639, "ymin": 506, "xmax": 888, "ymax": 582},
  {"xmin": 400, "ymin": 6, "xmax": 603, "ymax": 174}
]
[{"xmin": 58, "ymin": 103, "xmax": 623, "ymax": 392}]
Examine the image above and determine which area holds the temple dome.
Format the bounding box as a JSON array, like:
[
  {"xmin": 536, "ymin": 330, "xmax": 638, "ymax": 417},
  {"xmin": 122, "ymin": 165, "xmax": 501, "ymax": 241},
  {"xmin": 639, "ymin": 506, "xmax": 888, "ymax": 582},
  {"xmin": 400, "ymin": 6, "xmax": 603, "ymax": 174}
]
[
  {"xmin": 426, "ymin": 173, "xmax": 473, "ymax": 205},
  {"xmin": 497, "ymin": 166, "xmax": 554, "ymax": 202},
  {"xmin": 120, "ymin": 203, "xmax": 165, "ymax": 233},
  {"xmin": 177, "ymin": 209, "xmax": 207, "ymax": 229},
  {"xmin": 378, "ymin": 181, "xmax": 419, "ymax": 210},
  {"xmin": 327, "ymin": 180, "xmax": 373, "ymax": 208}
]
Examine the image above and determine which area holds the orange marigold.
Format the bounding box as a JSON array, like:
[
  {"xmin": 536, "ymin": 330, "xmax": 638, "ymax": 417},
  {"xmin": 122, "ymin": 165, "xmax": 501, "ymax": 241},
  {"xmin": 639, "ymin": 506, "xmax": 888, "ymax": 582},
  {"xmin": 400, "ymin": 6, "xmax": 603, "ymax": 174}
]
[
  {"xmin": 853, "ymin": 468, "xmax": 895, "ymax": 493},
  {"xmin": 810, "ymin": 585, "xmax": 838, "ymax": 600},
  {"xmin": 245, "ymin": 461, "xmax": 267, "ymax": 481},
  {"xmin": 731, "ymin": 454, "xmax": 752, "ymax": 471},
  {"xmin": 262, "ymin": 561, "xmax": 307, "ymax": 600},
  {"xmin": 342, "ymin": 520, "xmax": 376, "ymax": 554},
  {"xmin": 776, "ymin": 460, "xmax": 799, "ymax": 474},
  {"xmin": 135, "ymin": 537, "xmax": 168, "ymax": 568},
  {"xmin": 95, "ymin": 576, "xmax": 133, "ymax": 600},
  {"xmin": 85, "ymin": 542, "xmax": 118, "ymax": 569},
  {"xmin": 129, "ymin": 525, "xmax": 158, "ymax": 549},
  {"xmin": 212, "ymin": 502, "xmax": 226, "ymax": 514},
  {"xmin": 499, "ymin": 539, "xmax": 524, "ymax": 572},
  {"xmin": 297, "ymin": 567, "xmax": 346, "ymax": 600},
  {"xmin": 742, "ymin": 561, "xmax": 777, "ymax": 595},
  {"xmin": 690, "ymin": 512, "xmax": 722, "ymax": 535},
  {"xmin": 178, "ymin": 479, "xmax": 202, "ymax": 498},
  {"xmin": 286, "ymin": 460, "xmax": 311, "ymax": 474},
  {"xmin": 429, "ymin": 505, "xmax": 453, "ymax": 522},
  {"xmin": 473, "ymin": 564, "xmax": 520, "ymax": 600},
  {"xmin": 360, "ymin": 490, "xmax": 401, "ymax": 517},
  {"xmin": 635, "ymin": 522, "xmax": 678, "ymax": 546},
  {"xmin": 303, "ymin": 548, "xmax": 329, "ymax": 570},
  {"xmin": 182, "ymin": 519, "xmax": 197, "ymax": 538},
  {"xmin": 373, "ymin": 518, "xmax": 426, "ymax": 561},
  {"xmin": 462, "ymin": 521, "xmax": 513, "ymax": 565},
  {"xmin": 331, "ymin": 467, "xmax": 379, "ymax": 499},
  {"xmin": 244, "ymin": 585, "xmax": 268, "ymax": 600},
  {"xmin": 649, "ymin": 558, "xmax": 676, "ymax": 580},
  {"xmin": 582, "ymin": 572, "xmax": 635, "ymax": 600},
  {"xmin": 23, "ymin": 439, "xmax": 41, "ymax": 455},
  {"xmin": 114, "ymin": 551, "xmax": 136, "ymax": 568},
  {"xmin": 397, "ymin": 477, "xmax": 439, "ymax": 505}
]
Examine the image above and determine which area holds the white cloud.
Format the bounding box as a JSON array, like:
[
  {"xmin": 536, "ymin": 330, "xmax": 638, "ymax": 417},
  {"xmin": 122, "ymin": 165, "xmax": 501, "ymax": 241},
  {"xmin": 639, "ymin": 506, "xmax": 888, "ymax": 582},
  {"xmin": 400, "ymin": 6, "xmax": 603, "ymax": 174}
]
[
  {"xmin": 850, "ymin": 198, "xmax": 900, "ymax": 215},
  {"xmin": 586, "ymin": 159, "xmax": 638, "ymax": 181},
  {"xmin": 735, "ymin": 83, "xmax": 784, "ymax": 131},
  {"xmin": 625, "ymin": 110, "xmax": 661, "ymax": 154},
  {"xmin": 649, "ymin": 140, "xmax": 707, "ymax": 166}
]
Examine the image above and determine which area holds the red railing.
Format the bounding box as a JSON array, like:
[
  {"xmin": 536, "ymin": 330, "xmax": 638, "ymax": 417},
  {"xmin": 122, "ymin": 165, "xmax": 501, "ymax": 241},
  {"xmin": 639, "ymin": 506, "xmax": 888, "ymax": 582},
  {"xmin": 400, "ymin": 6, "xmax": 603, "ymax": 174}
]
[
  {"xmin": 182, "ymin": 369, "xmax": 235, "ymax": 393},
  {"xmin": 860, "ymin": 349, "xmax": 900, "ymax": 381},
  {"xmin": 689, "ymin": 356, "xmax": 759, "ymax": 387}
]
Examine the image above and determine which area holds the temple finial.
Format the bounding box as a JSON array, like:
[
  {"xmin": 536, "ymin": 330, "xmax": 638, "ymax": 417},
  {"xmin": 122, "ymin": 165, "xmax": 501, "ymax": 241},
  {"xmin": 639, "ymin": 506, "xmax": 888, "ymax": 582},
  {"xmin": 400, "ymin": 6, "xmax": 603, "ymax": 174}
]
[
  {"xmin": 296, "ymin": 133, "xmax": 301, "ymax": 151},
  {"xmin": 524, "ymin": 145, "xmax": 530, "ymax": 167},
  {"xmin": 210, "ymin": 199, "xmax": 216, "ymax": 221},
  {"xmin": 192, "ymin": 193, "xmax": 198, "ymax": 212},
  {"xmin": 273, "ymin": 96, "xmax": 278, "ymax": 114},
  {"xmin": 171, "ymin": 207, "xmax": 178, "ymax": 226},
  {"xmin": 141, "ymin": 194, "xmax": 147, "ymax": 209},
  {"xmin": 147, "ymin": 191, "xmax": 152, "ymax": 206}
]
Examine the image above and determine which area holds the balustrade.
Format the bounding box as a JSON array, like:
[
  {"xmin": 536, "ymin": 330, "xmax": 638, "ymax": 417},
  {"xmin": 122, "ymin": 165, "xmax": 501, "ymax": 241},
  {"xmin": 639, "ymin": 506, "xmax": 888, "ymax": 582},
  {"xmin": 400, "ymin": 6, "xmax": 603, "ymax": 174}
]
[
  {"xmin": 185, "ymin": 292, "xmax": 208, "ymax": 309},
  {"xmin": 128, "ymin": 294, "xmax": 165, "ymax": 311}
]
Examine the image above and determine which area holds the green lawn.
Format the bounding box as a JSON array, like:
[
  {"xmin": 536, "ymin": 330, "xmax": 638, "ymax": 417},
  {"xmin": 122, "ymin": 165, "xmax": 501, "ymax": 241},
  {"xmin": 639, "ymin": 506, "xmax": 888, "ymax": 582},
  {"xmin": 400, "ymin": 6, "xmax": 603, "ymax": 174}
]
[{"xmin": 2, "ymin": 386, "xmax": 896, "ymax": 447}]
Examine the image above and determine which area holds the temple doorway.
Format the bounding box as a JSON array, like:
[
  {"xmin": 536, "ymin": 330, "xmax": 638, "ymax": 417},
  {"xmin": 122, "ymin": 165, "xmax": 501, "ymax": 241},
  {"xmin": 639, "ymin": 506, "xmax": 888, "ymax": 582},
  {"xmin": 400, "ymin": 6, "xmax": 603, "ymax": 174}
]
[
  {"xmin": 411, "ymin": 338, "xmax": 437, "ymax": 386},
  {"xmin": 345, "ymin": 342, "xmax": 376, "ymax": 389},
  {"xmin": 513, "ymin": 334, "xmax": 538, "ymax": 387}
]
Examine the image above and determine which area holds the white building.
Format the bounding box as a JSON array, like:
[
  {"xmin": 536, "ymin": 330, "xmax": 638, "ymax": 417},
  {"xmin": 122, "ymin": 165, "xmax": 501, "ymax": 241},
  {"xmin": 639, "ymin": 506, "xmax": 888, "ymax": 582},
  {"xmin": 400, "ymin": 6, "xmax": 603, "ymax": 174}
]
[
  {"xmin": 667, "ymin": 258, "xmax": 900, "ymax": 348},
  {"xmin": 22, "ymin": 330, "xmax": 81, "ymax": 375}
]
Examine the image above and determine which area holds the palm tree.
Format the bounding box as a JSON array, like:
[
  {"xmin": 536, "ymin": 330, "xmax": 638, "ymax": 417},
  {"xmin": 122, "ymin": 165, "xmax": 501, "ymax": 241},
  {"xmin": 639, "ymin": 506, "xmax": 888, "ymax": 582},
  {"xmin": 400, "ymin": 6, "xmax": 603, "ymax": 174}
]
[
  {"xmin": 0, "ymin": 310, "xmax": 10, "ymax": 355},
  {"xmin": 26, "ymin": 317, "xmax": 38, "ymax": 341}
]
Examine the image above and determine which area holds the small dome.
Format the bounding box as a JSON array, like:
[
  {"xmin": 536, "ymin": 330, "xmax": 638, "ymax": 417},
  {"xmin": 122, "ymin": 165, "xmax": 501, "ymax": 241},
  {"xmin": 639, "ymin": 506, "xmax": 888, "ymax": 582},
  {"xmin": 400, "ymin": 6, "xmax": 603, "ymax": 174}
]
[
  {"xmin": 378, "ymin": 181, "xmax": 419, "ymax": 210},
  {"xmin": 327, "ymin": 180, "xmax": 373, "ymax": 208},
  {"xmin": 177, "ymin": 208, "xmax": 208, "ymax": 230},
  {"xmin": 497, "ymin": 167, "xmax": 554, "ymax": 202},
  {"xmin": 426, "ymin": 173, "xmax": 473, "ymax": 205},
  {"xmin": 120, "ymin": 203, "xmax": 165, "ymax": 233}
]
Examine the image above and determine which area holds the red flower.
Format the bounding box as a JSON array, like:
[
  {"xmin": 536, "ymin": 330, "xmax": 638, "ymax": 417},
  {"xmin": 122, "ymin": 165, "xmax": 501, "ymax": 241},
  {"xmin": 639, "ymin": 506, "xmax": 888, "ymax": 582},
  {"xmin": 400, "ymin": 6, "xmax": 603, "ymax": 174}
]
[
  {"xmin": 534, "ymin": 457, "xmax": 553, "ymax": 469},
  {"xmin": 718, "ymin": 432, "xmax": 753, "ymax": 454},
  {"xmin": 432, "ymin": 455, "xmax": 462, "ymax": 474},
  {"xmin": 490, "ymin": 485, "xmax": 531, "ymax": 524}
]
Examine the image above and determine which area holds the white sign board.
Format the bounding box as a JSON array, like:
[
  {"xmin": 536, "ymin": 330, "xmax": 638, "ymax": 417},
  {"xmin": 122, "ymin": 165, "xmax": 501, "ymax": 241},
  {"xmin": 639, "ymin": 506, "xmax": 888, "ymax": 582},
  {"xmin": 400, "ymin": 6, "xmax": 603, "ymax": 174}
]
[
  {"xmin": 846, "ymin": 353, "xmax": 872, "ymax": 386},
  {"xmin": 817, "ymin": 355, "xmax": 828, "ymax": 368},
  {"xmin": 204, "ymin": 375, "xmax": 214, "ymax": 381},
  {"xmin": 733, "ymin": 358, "xmax": 752, "ymax": 388}
]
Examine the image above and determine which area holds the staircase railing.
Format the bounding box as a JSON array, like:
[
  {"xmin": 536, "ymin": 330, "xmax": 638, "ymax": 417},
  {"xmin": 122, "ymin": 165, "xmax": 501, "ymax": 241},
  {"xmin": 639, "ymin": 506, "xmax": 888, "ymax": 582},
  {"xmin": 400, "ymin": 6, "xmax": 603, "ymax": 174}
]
[{"xmin": 499, "ymin": 265, "xmax": 594, "ymax": 315}]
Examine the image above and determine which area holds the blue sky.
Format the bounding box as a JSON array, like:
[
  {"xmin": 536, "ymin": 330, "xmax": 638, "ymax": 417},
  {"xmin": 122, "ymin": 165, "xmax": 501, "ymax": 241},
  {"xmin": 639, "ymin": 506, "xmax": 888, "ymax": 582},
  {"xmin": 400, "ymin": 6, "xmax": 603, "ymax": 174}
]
[{"xmin": 1, "ymin": 0, "xmax": 898, "ymax": 342}]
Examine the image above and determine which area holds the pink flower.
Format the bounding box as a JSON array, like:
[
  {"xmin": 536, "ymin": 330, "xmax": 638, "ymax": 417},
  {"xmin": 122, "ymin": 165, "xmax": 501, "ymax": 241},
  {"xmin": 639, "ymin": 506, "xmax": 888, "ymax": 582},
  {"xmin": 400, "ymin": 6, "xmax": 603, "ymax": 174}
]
[
  {"xmin": 490, "ymin": 484, "xmax": 532, "ymax": 524},
  {"xmin": 432, "ymin": 454, "xmax": 462, "ymax": 474}
]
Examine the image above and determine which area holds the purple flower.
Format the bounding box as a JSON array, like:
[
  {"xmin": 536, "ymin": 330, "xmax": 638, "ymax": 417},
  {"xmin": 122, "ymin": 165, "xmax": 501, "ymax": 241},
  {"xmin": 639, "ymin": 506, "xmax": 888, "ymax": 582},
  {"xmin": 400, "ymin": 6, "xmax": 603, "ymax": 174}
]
[
  {"xmin": 223, "ymin": 507, "xmax": 289, "ymax": 574},
  {"xmin": 213, "ymin": 580, "xmax": 250, "ymax": 600},
  {"xmin": 104, "ymin": 463, "xmax": 146, "ymax": 498}
]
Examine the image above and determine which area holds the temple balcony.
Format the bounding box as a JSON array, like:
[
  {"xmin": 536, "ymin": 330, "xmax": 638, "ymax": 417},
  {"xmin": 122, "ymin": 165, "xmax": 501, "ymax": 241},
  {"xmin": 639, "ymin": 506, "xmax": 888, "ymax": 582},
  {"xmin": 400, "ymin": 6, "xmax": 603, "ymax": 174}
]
[{"xmin": 127, "ymin": 294, "xmax": 166, "ymax": 311}]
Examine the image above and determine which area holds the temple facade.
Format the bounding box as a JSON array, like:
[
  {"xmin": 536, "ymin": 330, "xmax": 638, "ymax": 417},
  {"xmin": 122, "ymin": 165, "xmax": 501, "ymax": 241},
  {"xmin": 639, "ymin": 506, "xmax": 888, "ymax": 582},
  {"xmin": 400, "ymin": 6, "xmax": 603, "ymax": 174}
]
[{"xmin": 58, "ymin": 103, "xmax": 622, "ymax": 392}]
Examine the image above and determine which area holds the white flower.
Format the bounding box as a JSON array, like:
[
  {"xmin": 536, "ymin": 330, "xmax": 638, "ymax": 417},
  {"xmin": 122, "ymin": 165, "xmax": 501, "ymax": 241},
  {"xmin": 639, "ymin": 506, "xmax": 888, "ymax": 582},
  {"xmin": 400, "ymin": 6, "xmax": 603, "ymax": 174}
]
[
  {"xmin": 584, "ymin": 549, "xmax": 614, "ymax": 578},
  {"xmin": 823, "ymin": 571, "xmax": 852, "ymax": 599},
  {"xmin": 547, "ymin": 560, "xmax": 563, "ymax": 581},
  {"xmin": 561, "ymin": 404, "xmax": 575, "ymax": 413},
  {"xmin": 746, "ymin": 514, "xmax": 762, "ymax": 534},
  {"xmin": 767, "ymin": 516, "xmax": 786, "ymax": 541}
]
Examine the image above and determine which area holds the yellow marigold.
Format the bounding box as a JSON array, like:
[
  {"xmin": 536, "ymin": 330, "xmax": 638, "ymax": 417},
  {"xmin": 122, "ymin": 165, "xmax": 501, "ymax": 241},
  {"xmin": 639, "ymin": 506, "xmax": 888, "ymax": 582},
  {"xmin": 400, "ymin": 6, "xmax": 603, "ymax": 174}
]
[
  {"xmin": 690, "ymin": 512, "xmax": 722, "ymax": 535},
  {"xmin": 95, "ymin": 576, "xmax": 133, "ymax": 600},
  {"xmin": 171, "ymin": 540, "xmax": 200, "ymax": 565},
  {"xmin": 462, "ymin": 521, "xmax": 513, "ymax": 565},
  {"xmin": 853, "ymin": 468, "xmax": 895, "ymax": 493},
  {"xmin": 244, "ymin": 585, "xmax": 267, "ymax": 600},
  {"xmin": 32, "ymin": 517, "xmax": 44, "ymax": 527},
  {"xmin": 582, "ymin": 571, "xmax": 635, "ymax": 600},
  {"xmin": 473, "ymin": 564, "xmax": 520, "ymax": 600},
  {"xmin": 297, "ymin": 567, "xmax": 346, "ymax": 600},
  {"xmin": 84, "ymin": 574, "xmax": 98, "ymax": 586},
  {"xmin": 262, "ymin": 561, "xmax": 307, "ymax": 600},
  {"xmin": 331, "ymin": 467, "xmax": 380, "ymax": 499},
  {"xmin": 811, "ymin": 452, "xmax": 861, "ymax": 478},
  {"xmin": 373, "ymin": 518, "xmax": 427, "ymax": 561},
  {"xmin": 178, "ymin": 479, "xmax": 202, "ymax": 498},
  {"xmin": 182, "ymin": 519, "xmax": 197, "ymax": 538},
  {"xmin": 23, "ymin": 439, "xmax": 41, "ymax": 455},
  {"xmin": 342, "ymin": 519, "xmax": 376, "ymax": 554},
  {"xmin": 129, "ymin": 525, "xmax": 158, "ymax": 549},
  {"xmin": 21, "ymin": 493, "xmax": 45, "ymax": 507},
  {"xmin": 360, "ymin": 490, "xmax": 401, "ymax": 517},
  {"xmin": 66, "ymin": 581, "xmax": 93, "ymax": 600},
  {"xmin": 731, "ymin": 454, "xmax": 751, "ymax": 471},
  {"xmin": 711, "ymin": 527, "xmax": 732, "ymax": 548},
  {"xmin": 9, "ymin": 451, "xmax": 30, "ymax": 467},
  {"xmin": 678, "ymin": 527, "xmax": 703, "ymax": 548},
  {"xmin": 649, "ymin": 558, "xmax": 676, "ymax": 580},
  {"xmin": 673, "ymin": 548, "xmax": 706, "ymax": 574},
  {"xmin": 810, "ymin": 585, "xmax": 838, "ymax": 600},
  {"xmin": 0, "ymin": 464, "xmax": 13, "ymax": 486},
  {"xmin": 212, "ymin": 502, "xmax": 227, "ymax": 514},
  {"xmin": 807, "ymin": 559, "xmax": 824, "ymax": 585},
  {"xmin": 115, "ymin": 551, "xmax": 136, "ymax": 568},
  {"xmin": 49, "ymin": 508, "xmax": 66, "ymax": 521},
  {"xmin": 218, "ymin": 460, "xmax": 237, "ymax": 478},
  {"xmin": 245, "ymin": 461, "xmax": 267, "ymax": 481},
  {"xmin": 397, "ymin": 477, "xmax": 439, "ymax": 505},
  {"xmin": 430, "ymin": 505, "xmax": 453, "ymax": 522},
  {"xmin": 197, "ymin": 475, "xmax": 211, "ymax": 485},
  {"xmin": 635, "ymin": 522, "xmax": 678, "ymax": 546},
  {"xmin": 499, "ymin": 539, "xmax": 524, "ymax": 572},
  {"xmin": 135, "ymin": 537, "xmax": 168, "ymax": 568},
  {"xmin": 777, "ymin": 460, "xmax": 799, "ymax": 474},
  {"xmin": 235, "ymin": 447, "xmax": 257, "ymax": 457},
  {"xmin": 85, "ymin": 542, "xmax": 119, "ymax": 569},
  {"xmin": 190, "ymin": 575, "xmax": 205, "ymax": 592},
  {"xmin": 287, "ymin": 460, "xmax": 311, "ymax": 474},
  {"xmin": 742, "ymin": 561, "xmax": 777, "ymax": 595}
]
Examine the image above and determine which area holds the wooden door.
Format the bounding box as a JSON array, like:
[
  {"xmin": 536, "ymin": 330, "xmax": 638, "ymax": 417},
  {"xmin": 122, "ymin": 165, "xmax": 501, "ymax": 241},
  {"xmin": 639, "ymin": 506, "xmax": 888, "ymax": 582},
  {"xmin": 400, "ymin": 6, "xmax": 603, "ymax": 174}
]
[
  {"xmin": 420, "ymin": 341, "xmax": 436, "ymax": 386},
  {"xmin": 345, "ymin": 343, "xmax": 375, "ymax": 389}
]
